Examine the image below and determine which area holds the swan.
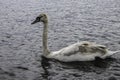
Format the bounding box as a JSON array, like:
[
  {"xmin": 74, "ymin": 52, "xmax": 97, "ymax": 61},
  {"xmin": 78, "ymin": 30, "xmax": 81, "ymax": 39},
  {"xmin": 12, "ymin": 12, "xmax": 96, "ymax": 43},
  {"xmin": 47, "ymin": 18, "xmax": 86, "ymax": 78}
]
[{"xmin": 31, "ymin": 13, "xmax": 119, "ymax": 62}]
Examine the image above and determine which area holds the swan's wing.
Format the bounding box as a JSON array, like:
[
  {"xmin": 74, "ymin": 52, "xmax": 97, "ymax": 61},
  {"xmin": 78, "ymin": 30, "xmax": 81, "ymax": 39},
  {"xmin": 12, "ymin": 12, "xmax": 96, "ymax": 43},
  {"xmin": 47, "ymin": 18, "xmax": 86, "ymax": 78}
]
[
  {"xmin": 59, "ymin": 44, "xmax": 80, "ymax": 56},
  {"xmin": 51, "ymin": 43, "xmax": 80, "ymax": 56}
]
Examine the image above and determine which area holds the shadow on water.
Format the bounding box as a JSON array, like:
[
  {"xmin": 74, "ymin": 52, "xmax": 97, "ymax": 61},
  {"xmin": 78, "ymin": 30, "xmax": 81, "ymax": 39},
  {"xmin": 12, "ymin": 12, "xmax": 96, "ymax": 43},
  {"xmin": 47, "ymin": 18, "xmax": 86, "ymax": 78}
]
[
  {"xmin": 40, "ymin": 56, "xmax": 117, "ymax": 79},
  {"xmin": 59, "ymin": 57, "xmax": 117, "ymax": 73}
]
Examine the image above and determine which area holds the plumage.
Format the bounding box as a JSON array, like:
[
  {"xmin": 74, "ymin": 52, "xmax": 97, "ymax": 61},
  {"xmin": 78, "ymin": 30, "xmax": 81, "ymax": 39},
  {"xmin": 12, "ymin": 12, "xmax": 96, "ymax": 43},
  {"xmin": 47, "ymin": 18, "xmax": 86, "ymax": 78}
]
[{"xmin": 31, "ymin": 13, "xmax": 119, "ymax": 62}]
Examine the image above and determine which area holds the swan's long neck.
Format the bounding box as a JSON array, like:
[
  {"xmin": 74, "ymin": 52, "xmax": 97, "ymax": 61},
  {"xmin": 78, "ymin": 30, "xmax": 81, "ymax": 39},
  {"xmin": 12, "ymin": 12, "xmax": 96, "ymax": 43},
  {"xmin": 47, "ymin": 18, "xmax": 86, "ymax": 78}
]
[{"xmin": 43, "ymin": 21, "xmax": 50, "ymax": 56}]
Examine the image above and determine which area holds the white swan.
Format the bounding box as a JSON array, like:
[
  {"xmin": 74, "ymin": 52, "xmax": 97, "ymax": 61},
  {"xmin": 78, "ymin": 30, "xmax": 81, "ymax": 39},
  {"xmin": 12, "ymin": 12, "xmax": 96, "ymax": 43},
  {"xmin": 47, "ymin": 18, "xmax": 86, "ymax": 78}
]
[{"xmin": 31, "ymin": 13, "xmax": 119, "ymax": 62}]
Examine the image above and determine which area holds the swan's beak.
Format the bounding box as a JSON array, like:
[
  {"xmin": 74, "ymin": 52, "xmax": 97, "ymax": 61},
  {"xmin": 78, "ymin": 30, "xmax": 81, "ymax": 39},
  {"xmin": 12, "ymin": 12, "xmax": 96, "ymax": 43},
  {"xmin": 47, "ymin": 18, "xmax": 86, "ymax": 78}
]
[
  {"xmin": 31, "ymin": 17, "xmax": 41, "ymax": 24},
  {"xmin": 31, "ymin": 19, "xmax": 39, "ymax": 24}
]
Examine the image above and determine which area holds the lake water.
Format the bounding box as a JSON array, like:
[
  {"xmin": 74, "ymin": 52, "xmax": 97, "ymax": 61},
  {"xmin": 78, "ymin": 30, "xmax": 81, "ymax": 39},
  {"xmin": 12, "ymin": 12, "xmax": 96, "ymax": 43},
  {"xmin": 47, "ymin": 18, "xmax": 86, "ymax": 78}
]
[{"xmin": 0, "ymin": 0, "xmax": 120, "ymax": 80}]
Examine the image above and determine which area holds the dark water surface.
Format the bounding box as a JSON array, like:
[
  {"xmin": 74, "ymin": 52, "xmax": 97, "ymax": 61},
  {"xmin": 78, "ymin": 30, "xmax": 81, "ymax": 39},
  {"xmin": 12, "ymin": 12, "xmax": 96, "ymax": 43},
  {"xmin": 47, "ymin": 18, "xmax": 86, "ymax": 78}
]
[{"xmin": 0, "ymin": 0, "xmax": 120, "ymax": 80}]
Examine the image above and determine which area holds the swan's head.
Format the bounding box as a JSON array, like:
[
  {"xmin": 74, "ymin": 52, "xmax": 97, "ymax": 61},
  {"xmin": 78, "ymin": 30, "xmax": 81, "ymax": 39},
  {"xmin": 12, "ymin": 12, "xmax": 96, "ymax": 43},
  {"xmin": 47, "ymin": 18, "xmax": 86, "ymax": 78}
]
[{"xmin": 31, "ymin": 13, "xmax": 48, "ymax": 24}]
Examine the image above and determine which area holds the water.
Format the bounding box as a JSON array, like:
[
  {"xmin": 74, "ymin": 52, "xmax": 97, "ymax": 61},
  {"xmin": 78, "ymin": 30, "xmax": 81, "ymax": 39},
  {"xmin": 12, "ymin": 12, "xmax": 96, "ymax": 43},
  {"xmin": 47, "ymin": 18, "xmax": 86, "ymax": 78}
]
[{"xmin": 0, "ymin": 0, "xmax": 120, "ymax": 80}]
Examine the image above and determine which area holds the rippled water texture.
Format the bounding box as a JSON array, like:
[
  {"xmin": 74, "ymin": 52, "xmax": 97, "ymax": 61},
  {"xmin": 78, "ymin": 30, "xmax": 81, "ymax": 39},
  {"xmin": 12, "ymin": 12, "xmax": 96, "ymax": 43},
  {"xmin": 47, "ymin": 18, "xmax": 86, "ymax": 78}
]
[{"xmin": 0, "ymin": 0, "xmax": 120, "ymax": 80}]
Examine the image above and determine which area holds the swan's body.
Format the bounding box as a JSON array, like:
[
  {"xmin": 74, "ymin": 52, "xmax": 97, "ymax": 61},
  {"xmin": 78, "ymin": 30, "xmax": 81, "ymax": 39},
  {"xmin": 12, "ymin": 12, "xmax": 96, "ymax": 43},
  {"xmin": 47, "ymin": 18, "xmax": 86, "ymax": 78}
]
[
  {"xmin": 31, "ymin": 14, "xmax": 119, "ymax": 62},
  {"xmin": 47, "ymin": 42, "xmax": 118, "ymax": 62}
]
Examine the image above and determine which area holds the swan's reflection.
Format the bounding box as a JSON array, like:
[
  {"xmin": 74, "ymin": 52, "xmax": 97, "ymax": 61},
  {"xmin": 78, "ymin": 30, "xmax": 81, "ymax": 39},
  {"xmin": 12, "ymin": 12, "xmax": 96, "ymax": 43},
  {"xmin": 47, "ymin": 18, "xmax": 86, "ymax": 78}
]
[
  {"xmin": 59, "ymin": 57, "xmax": 116, "ymax": 73},
  {"xmin": 40, "ymin": 56, "xmax": 116, "ymax": 80},
  {"xmin": 94, "ymin": 57, "xmax": 115, "ymax": 68},
  {"xmin": 41, "ymin": 56, "xmax": 51, "ymax": 80}
]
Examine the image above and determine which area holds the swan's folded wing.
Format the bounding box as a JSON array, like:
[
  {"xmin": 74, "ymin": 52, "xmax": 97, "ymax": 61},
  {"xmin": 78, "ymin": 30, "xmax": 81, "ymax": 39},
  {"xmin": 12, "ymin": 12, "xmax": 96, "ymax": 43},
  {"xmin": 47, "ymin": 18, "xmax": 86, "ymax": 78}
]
[{"xmin": 58, "ymin": 43, "xmax": 80, "ymax": 56}]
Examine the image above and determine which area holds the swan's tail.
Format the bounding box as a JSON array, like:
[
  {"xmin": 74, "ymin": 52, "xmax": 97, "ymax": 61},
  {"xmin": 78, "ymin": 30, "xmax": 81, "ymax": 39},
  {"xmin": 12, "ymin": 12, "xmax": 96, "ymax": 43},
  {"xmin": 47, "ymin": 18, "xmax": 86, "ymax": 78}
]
[
  {"xmin": 109, "ymin": 50, "xmax": 120, "ymax": 55},
  {"xmin": 101, "ymin": 50, "xmax": 120, "ymax": 59}
]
